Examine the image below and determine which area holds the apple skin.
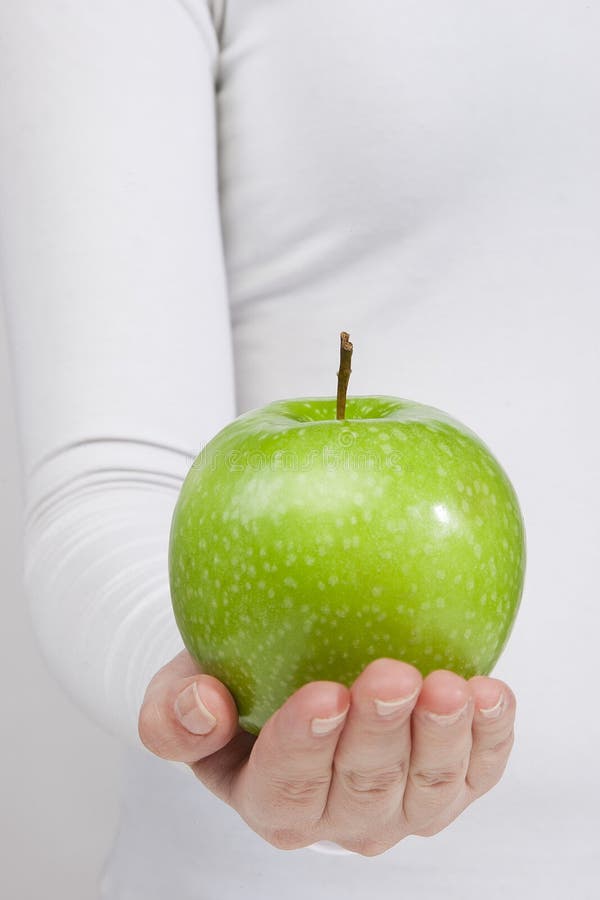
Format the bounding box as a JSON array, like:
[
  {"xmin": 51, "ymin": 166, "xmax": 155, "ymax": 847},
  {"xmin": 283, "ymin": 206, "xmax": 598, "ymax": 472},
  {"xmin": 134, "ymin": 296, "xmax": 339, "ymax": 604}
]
[{"xmin": 169, "ymin": 396, "xmax": 526, "ymax": 735}]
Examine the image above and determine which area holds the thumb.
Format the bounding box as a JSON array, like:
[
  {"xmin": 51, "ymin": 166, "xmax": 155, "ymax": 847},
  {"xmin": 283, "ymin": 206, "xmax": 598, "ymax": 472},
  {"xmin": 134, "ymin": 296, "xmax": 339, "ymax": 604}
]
[{"xmin": 138, "ymin": 649, "xmax": 240, "ymax": 765}]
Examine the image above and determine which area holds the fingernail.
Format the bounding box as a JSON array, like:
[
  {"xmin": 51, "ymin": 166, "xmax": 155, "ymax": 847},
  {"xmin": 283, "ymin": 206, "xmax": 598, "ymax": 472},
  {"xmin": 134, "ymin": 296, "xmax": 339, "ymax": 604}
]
[
  {"xmin": 425, "ymin": 699, "xmax": 470, "ymax": 726},
  {"xmin": 311, "ymin": 705, "xmax": 350, "ymax": 736},
  {"xmin": 175, "ymin": 682, "xmax": 217, "ymax": 735},
  {"xmin": 374, "ymin": 685, "xmax": 420, "ymax": 717},
  {"xmin": 479, "ymin": 692, "xmax": 506, "ymax": 719}
]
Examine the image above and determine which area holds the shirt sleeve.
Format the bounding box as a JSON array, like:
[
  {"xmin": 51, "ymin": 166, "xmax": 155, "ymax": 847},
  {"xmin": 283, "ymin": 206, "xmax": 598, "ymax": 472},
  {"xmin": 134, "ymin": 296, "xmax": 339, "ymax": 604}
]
[{"xmin": 0, "ymin": 0, "xmax": 236, "ymax": 751}]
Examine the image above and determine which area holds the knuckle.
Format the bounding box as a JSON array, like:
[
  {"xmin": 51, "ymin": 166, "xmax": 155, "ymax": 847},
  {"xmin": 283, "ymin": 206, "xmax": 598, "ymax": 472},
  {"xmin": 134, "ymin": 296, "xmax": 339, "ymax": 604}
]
[
  {"xmin": 488, "ymin": 729, "xmax": 515, "ymax": 756},
  {"xmin": 265, "ymin": 827, "xmax": 309, "ymax": 851},
  {"xmin": 411, "ymin": 759, "xmax": 467, "ymax": 789},
  {"xmin": 468, "ymin": 730, "xmax": 515, "ymax": 795},
  {"xmin": 339, "ymin": 761, "xmax": 406, "ymax": 799},
  {"xmin": 271, "ymin": 774, "xmax": 330, "ymax": 807},
  {"xmin": 343, "ymin": 836, "xmax": 395, "ymax": 857},
  {"xmin": 413, "ymin": 817, "xmax": 454, "ymax": 837},
  {"xmin": 470, "ymin": 761, "xmax": 505, "ymax": 794}
]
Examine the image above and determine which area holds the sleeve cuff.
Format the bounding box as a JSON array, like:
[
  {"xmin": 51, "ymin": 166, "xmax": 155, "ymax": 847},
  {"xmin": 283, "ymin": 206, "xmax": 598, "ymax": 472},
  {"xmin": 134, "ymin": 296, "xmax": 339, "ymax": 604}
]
[{"xmin": 305, "ymin": 840, "xmax": 357, "ymax": 856}]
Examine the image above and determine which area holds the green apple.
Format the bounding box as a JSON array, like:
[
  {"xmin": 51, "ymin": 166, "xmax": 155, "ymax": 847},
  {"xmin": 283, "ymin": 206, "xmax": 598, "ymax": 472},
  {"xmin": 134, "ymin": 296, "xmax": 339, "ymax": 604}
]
[{"xmin": 169, "ymin": 345, "xmax": 525, "ymax": 735}]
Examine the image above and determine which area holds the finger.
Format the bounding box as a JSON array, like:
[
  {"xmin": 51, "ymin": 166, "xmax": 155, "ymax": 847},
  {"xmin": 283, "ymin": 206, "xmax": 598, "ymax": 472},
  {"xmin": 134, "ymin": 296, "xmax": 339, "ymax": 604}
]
[
  {"xmin": 465, "ymin": 676, "xmax": 516, "ymax": 798},
  {"xmin": 138, "ymin": 649, "xmax": 240, "ymax": 765},
  {"xmin": 403, "ymin": 670, "xmax": 473, "ymax": 831},
  {"xmin": 412, "ymin": 677, "xmax": 517, "ymax": 838},
  {"xmin": 230, "ymin": 680, "xmax": 350, "ymax": 850},
  {"xmin": 322, "ymin": 658, "xmax": 422, "ymax": 853}
]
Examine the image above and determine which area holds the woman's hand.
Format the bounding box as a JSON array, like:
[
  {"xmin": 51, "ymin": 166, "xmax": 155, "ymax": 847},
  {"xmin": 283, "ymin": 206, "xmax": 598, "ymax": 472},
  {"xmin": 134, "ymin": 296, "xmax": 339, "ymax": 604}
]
[{"xmin": 138, "ymin": 650, "xmax": 515, "ymax": 856}]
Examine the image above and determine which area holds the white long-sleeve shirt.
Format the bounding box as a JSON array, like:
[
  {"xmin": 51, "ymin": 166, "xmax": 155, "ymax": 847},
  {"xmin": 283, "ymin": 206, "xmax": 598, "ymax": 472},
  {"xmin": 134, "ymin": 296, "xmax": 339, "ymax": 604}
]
[{"xmin": 1, "ymin": 1, "xmax": 599, "ymax": 897}]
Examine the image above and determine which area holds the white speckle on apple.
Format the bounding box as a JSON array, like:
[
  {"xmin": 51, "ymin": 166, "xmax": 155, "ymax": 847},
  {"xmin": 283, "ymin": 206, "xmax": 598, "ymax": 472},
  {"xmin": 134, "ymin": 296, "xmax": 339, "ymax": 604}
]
[
  {"xmin": 371, "ymin": 585, "xmax": 382, "ymax": 597},
  {"xmin": 328, "ymin": 574, "xmax": 339, "ymax": 586},
  {"xmin": 461, "ymin": 499, "xmax": 470, "ymax": 513},
  {"xmin": 456, "ymin": 479, "xmax": 465, "ymax": 493},
  {"xmin": 435, "ymin": 597, "xmax": 446, "ymax": 608},
  {"xmin": 304, "ymin": 555, "xmax": 315, "ymax": 565},
  {"xmin": 436, "ymin": 569, "xmax": 446, "ymax": 580},
  {"xmin": 317, "ymin": 581, "xmax": 326, "ymax": 591}
]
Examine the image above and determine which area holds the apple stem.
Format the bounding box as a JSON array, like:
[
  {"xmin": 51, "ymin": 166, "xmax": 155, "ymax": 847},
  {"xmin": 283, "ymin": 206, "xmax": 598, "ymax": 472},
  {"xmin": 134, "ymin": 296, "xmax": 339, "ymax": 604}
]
[{"xmin": 336, "ymin": 331, "xmax": 353, "ymax": 420}]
